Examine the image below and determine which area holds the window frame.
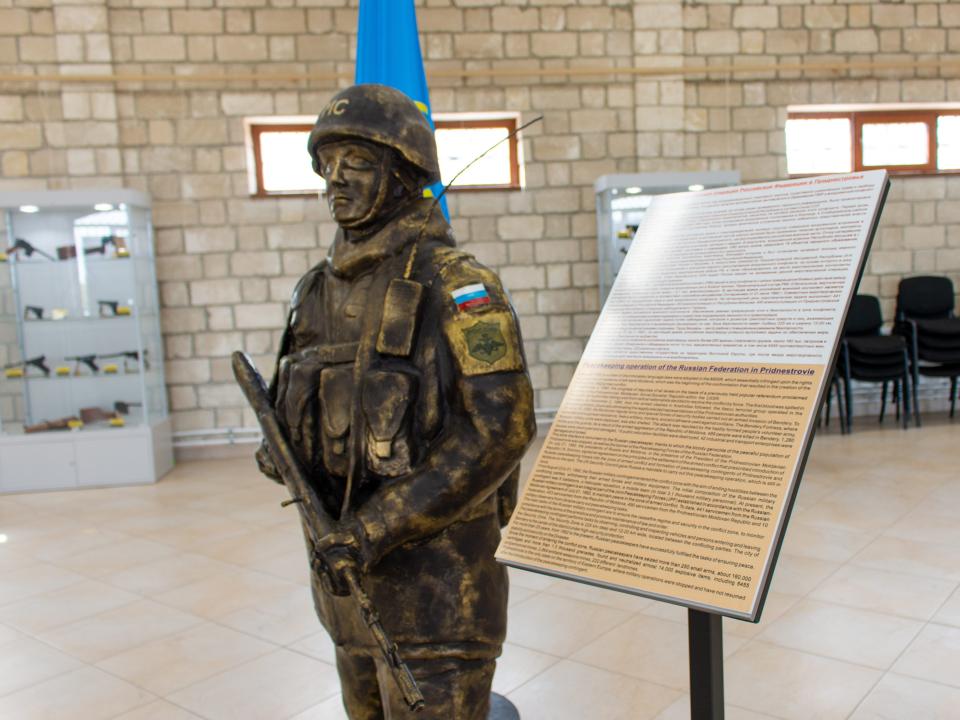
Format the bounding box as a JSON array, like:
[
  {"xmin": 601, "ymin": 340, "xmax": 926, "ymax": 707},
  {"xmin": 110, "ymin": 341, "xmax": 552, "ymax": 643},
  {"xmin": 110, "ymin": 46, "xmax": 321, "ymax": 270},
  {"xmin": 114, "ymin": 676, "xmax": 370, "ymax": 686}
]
[
  {"xmin": 786, "ymin": 107, "xmax": 960, "ymax": 177},
  {"xmin": 246, "ymin": 114, "xmax": 522, "ymax": 199},
  {"xmin": 432, "ymin": 115, "xmax": 522, "ymax": 192},
  {"xmin": 249, "ymin": 122, "xmax": 320, "ymax": 200}
]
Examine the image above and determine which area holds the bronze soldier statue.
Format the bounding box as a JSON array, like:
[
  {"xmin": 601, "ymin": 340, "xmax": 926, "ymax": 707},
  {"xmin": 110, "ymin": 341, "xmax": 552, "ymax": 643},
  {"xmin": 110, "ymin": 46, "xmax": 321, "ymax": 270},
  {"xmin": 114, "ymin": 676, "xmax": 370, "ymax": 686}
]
[{"xmin": 254, "ymin": 84, "xmax": 536, "ymax": 720}]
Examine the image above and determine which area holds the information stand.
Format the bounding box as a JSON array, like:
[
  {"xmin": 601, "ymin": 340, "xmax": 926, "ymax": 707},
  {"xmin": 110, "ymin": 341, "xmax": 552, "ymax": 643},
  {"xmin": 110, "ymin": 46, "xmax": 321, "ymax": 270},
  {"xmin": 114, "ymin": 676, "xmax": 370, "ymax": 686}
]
[{"xmin": 497, "ymin": 172, "xmax": 889, "ymax": 717}]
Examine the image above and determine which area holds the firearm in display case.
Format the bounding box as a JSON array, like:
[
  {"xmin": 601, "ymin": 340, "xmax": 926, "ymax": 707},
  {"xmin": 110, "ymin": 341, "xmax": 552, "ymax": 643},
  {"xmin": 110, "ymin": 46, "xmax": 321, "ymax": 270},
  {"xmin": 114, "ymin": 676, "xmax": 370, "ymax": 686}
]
[
  {"xmin": 0, "ymin": 189, "xmax": 172, "ymax": 492},
  {"xmin": 1, "ymin": 238, "xmax": 55, "ymax": 262},
  {"xmin": 3, "ymin": 355, "xmax": 50, "ymax": 378}
]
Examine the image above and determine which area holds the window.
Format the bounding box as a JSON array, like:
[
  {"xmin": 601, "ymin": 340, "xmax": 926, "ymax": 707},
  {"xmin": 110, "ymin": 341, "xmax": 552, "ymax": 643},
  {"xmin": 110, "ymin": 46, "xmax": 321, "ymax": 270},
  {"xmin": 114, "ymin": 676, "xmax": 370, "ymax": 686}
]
[
  {"xmin": 246, "ymin": 114, "xmax": 522, "ymax": 198},
  {"xmin": 785, "ymin": 106, "xmax": 960, "ymax": 176},
  {"xmin": 433, "ymin": 116, "xmax": 521, "ymax": 191},
  {"xmin": 248, "ymin": 123, "xmax": 323, "ymax": 198}
]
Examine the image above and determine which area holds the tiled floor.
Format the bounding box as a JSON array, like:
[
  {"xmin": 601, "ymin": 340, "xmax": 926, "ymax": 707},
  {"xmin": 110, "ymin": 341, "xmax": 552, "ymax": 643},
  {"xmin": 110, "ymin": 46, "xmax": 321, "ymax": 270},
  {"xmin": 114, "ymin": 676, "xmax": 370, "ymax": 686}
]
[{"xmin": 2, "ymin": 417, "xmax": 960, "ymax": 719}]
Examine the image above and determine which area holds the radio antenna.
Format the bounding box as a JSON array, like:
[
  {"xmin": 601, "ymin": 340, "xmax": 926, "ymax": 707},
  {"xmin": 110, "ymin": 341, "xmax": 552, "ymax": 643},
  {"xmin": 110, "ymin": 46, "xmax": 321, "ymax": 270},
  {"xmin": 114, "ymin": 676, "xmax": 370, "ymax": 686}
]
[{"xmin": 431, "ymin": 114, "xmax": 543, "ymax": 208}]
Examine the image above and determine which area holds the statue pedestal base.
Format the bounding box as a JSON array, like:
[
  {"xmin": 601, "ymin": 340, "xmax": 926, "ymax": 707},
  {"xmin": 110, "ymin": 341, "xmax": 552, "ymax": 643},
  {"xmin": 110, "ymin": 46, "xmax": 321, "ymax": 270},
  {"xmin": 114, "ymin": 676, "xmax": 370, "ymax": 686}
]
[{"xmin": 489, "ymin": 693, "xmax": 520, "ymax": 719}]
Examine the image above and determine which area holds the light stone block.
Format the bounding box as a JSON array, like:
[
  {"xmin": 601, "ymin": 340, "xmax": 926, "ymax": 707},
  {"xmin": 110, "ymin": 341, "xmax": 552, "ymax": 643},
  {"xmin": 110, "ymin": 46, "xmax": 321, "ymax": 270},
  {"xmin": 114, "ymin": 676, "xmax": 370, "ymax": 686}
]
[
  {"xmin": 235, "ymin": 303, "xmax": 284, "ymax": 329},
  {"xmin": 453, "ymin": 33, "xmax": 502, "ymax": 59},
  {"xmin": 491, "ymin": 7, "xmax": 537, "ymax": 32},
  {"xmin": 171, "ymin": 9, "xmax": 222, "ymax": 33},
  {"xmin": 0, "ymin": 9, "xmax": 30, "ymax": 35},
  {"xmin": 694, "ymin": 30, "xmax": 739, "ymax": 55},
  {"xmin": 904, "ymin": 29, "xmax": 946, "ymax": 54},
  {"xmin": 220, "ymin": 93, "xmax": 273, "ymax": 116},
  {"xmin": 0, "ymin": 95, "xmax": 24, "ymax": 121},
  {"xmin": 197, "ymin": 383, "xmax": 243, "ymax": 408},
  {"xmin": 254, "ymin": 9, "xmax": 305, "ymax": 33},
  {"xmin": 500, "ymin": 265, "xmax": 546, "ymax": 291},
  {"xmin": 804, "ymin": 6, "xmax": 846, "ymax": 30},
  {"xmin": 498, "ymin": 216, "xmax": 545, "ymax": 241},
  {"xmin": 835, "ymin": 29, "xmax": 879, "ymax": 54},
  {"xmin": 732, "ymin": 6, "xmax": 778, "ymax": 30},
  {"xmin": 195, "ymin": 331, "xmax": 244, "ymax": 357},
  {"xmin": 184, "ymin": 228, "xmax": 236, "ymax": 254},
  {"xmin": 166, "ymin": 358, "xmax": 212, "ymax": 385},
  {"xmin": 566, "ymin": 7, "xmax": 613, "ymax": 30},
  {"xmin": 531, "ymin": 32, "xmax": 577, "ymax": 57},
  {"xmin": 1, "ymin": 151, "xmax": 28, "ymax": 177},
  {"xmin": 537, "ymin": 338, "xmax": 583, "ymax": 363},
  {"xmin": 215, "ymin": 36, "xmax": 268, "ymax": 62},
  {"xmin": 420, "ymin": 8, "xmax": 464, "ymax": 32},
  {"xmin": 190, "ymin": 279, "xmax": 242, "ymax": 305},
  {"xmin": 133, "ymin": 35, "xmax": 186, "ymax": 62}
]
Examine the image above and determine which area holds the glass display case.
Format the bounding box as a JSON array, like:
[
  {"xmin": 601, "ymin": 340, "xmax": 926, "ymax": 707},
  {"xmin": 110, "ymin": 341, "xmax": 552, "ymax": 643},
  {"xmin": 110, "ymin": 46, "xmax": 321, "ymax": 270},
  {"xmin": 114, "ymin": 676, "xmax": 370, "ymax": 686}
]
[
  {"xmin": 595, "ymin": 171, "xmax": 741, "ymax": 304},
  {"xmin": 0, "ymin": 189, "xmax": 173, "ymax": 492}
]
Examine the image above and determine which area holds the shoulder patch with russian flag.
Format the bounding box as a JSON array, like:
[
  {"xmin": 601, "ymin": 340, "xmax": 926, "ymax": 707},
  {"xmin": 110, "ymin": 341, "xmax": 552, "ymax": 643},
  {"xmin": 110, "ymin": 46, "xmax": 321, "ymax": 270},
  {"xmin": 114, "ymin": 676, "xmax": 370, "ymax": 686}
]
[{"xmin": 451, "ymin": 283, "xmax": 491, "ymax": 311}]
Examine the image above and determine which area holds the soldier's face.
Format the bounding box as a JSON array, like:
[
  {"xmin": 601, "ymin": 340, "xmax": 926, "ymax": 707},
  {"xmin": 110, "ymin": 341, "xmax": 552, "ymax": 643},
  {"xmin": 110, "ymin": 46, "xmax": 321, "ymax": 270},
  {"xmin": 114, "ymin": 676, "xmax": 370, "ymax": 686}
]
[{"xmin": 317, "ymin": 141, "xmax": 386, "ymax": 227}]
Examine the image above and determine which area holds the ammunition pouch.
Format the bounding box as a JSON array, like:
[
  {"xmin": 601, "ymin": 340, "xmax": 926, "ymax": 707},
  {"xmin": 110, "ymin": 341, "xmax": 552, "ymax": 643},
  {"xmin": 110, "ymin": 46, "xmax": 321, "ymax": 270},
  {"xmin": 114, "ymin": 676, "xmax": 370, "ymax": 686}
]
[
  {"xmin": 277, "ymin": 342, "xmax": 359, "ymax": 476},
  {"xmin": 320, "ymin": 365, "xmax": 354, "ymax": 478},
  {"xmin": 362, "ymin": 368, "xmax": 418, "ymax": 478}
]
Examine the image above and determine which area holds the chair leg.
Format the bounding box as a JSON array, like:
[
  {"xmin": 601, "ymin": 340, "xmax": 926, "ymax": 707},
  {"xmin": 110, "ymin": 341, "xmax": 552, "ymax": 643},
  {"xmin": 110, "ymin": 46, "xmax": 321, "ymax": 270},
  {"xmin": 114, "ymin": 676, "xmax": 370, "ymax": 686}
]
[
  {"xmin": 880, "ymin": 381, "xmax": 888, "ymax": 423},
  {"xmin": 949, "ymin": 376, "xmax": 956, "ymax": 419},
  {"xmin": 903, "ymin": 352, "xmax": 916, "ymax": 429},
  {"xmin": 894, "ymin": 381, "xmax": 901, "ymax": 421},
  {"xmin": 899, "ymin": 379, "xmax": 907, "ymax": 429},
  {"xmin": 837, "ymin": 381, "xmax": 848, "ymax": 435},
  {"xmin": 912, "ymin": 363, "xmax": 922, "ymax": 427},
  {"xmin": 845, "ymin": 374, "xmax": 853, "ymax": 433},
  {"xmin": 825, "ymin": 383, "xmax": 832, "ymax": 427}
]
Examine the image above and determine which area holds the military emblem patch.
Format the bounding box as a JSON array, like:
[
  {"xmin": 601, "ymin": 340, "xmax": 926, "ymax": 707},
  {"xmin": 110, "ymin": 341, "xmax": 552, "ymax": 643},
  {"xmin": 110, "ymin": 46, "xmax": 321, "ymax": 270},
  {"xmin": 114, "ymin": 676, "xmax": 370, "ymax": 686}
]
[{"xmin": 463, "ymin": 321, "xmax": 507, "ymax": 364}]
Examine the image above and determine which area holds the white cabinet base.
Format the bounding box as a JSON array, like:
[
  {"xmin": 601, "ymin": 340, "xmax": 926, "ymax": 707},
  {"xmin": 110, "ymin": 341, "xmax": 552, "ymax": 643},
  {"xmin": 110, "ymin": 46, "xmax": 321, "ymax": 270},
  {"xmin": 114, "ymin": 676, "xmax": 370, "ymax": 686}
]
[{"xmin": 0, "ymin": 417, "xmax": 173, "ymax": 493}]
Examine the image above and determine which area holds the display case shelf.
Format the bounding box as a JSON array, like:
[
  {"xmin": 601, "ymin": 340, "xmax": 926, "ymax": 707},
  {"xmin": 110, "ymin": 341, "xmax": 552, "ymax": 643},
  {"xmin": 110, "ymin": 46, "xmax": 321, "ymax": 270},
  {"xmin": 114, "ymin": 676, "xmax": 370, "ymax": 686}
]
[
  {"xmin": 594, "ymin": 172, "xmax": 742, "ymax": 305},
  {"xmin": 0, "ymin": 189, "xmax": 172, "ymax": 492}
]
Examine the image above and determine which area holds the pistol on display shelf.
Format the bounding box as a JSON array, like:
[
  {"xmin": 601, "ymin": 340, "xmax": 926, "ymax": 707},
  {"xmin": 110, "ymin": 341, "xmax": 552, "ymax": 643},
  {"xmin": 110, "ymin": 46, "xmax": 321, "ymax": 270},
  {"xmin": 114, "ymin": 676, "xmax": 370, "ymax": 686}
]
[
  {"xmin": 0, "ymin": 239, "xmax": 55, "ymax": 263},
  {"xmin": 66, "ymin": 354, "xmax": 98, "ymax": 375},
  {"xmin": 3, "ymin": 355, "xmax": 50, "ymax": 378},
  {"xmin": 24, "ymin": 416, "xmax": 82, "ymax": 433},
  {"xmin": 114, "ymin": 400, "xmax": 141, "ymax": 415},
  {"xmin": 98, "ymin": 300, "xmax": 132, "ymax": 317},
  {"xmin": 23, "ymin": 306, "xmax": 69, "ymax": 320}
]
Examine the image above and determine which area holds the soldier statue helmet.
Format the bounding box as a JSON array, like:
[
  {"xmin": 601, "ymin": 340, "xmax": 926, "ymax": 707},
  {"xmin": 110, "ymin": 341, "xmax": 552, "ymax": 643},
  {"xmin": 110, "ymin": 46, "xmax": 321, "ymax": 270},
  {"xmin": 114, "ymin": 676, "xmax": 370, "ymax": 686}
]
[{"xmin": 256, "ymin": 84, "xmax": 536, "ymax": 719}]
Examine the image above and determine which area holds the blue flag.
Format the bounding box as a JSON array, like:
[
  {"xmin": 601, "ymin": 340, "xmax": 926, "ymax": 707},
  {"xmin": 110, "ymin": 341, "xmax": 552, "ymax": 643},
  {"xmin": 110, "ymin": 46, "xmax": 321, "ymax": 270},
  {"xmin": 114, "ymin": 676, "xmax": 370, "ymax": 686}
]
[{"xmin": 355, "ymin": 0, "xmax": 449, "ymax": 219}]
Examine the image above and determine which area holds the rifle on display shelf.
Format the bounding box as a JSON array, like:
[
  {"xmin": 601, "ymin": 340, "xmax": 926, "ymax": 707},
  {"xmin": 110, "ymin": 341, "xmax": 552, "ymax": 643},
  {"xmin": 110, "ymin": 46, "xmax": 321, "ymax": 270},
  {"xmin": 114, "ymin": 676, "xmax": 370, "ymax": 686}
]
[
  {"xmin": 231, "ymin": 351, "xmax": 424, "ymax": 712},
  {"xmin": 85, "ymin": 235, "xmax": 129, "ymax": 257},
  {"xmin": 97, "ymin": 349, "xmax": 148, "ymax": 370},
  {"xmin": 66, "ymin": 354, "xmax": 98, "ymax": 375},
  {"xmin": 3, "ymin": 355, "xmax": 50, "ymax": 378},
  {"xmin": 24, "ymin": 415, "xmax": 82, "ymax": 433},
  {"xmin": 2, "ymin": 238, "xmax": 55, "ymax": 262}
]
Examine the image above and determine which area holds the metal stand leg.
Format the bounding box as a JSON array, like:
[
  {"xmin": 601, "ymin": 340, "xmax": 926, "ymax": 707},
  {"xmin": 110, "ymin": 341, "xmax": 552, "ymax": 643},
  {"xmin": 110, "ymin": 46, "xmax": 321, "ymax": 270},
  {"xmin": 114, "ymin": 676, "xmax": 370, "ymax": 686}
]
[
  {"xmin": 489, "ymin": 692, "xmax": 520, "ymax": 719},
  {"xmin": 688, "ymin": 609, "xmax": 724, "ymax": 720}
]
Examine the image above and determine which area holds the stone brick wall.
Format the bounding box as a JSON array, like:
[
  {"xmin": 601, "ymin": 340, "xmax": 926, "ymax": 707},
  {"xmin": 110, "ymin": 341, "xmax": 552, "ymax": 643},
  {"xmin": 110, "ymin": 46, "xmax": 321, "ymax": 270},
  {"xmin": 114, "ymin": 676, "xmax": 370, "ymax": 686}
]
[{"xmin": 0, "ymin": 0, "xmax": 958, "ymax": 433}]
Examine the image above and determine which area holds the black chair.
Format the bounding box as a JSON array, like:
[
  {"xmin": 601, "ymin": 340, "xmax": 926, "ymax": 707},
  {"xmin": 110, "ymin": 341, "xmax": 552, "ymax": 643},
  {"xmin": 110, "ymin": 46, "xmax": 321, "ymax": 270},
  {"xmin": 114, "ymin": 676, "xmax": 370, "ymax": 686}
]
[
  {"xmin": 894, "ymin": 276, "xmax": 960, "ymax": 420},
  {"xmin": 840, "ymin": 294, "xmax": 913, "ymax": 431}
]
